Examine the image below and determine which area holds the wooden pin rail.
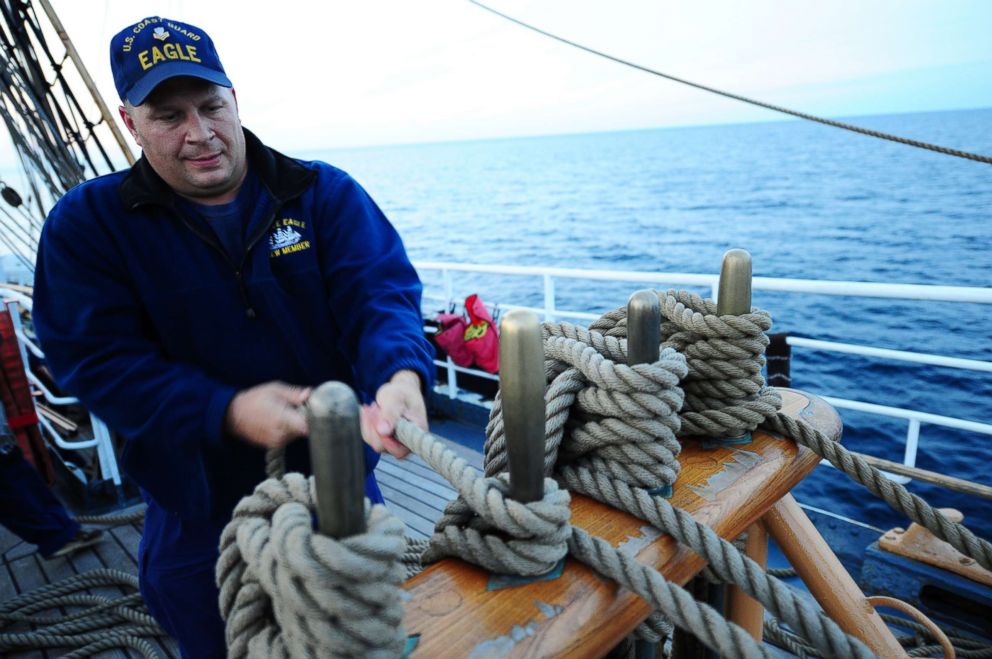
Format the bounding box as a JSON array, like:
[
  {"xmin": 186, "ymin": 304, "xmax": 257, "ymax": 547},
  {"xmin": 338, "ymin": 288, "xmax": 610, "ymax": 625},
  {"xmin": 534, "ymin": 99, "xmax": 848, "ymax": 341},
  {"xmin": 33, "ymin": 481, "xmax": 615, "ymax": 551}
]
[{"xmin": 403, "ymin": 389, "xmax": 841, "ymax": 657}]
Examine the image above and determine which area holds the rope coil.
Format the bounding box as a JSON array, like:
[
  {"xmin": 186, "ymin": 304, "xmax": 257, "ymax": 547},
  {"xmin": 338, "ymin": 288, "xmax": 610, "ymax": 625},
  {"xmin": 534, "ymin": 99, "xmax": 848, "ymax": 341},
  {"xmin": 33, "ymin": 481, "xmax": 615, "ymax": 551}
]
[
  {"xmin": 217, "ymin": 473, "xmax": 408, "ymax": 658},
  {"xmin": 0, "ymin": 568, "xmax": 166, "ymax": 658}
]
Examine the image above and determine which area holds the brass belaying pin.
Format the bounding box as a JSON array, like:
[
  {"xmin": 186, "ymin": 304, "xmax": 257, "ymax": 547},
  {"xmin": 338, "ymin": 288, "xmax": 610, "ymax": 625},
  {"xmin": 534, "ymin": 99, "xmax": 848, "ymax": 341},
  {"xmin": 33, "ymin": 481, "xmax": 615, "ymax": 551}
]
[
  {"xmin": 499, "ymin": 309, "xmax": 546, "ymax": 503},
  {"xmin": 307, "ymin": 381, "xmax": 367, "ymax": 538},
  {"xmin": 627, "ymin": 289, "xmax": 661, "ymax": 366},
  {"xmin": 717, "ymin": 248, "xmax": 752, "ymax": 317},
  {"xmin": 716, "ymin": 248, "xmax": 754, "ymax": 445},
  {"xmin": 628, "ymin": 289, "xmax": 674, "ymax": 498}
]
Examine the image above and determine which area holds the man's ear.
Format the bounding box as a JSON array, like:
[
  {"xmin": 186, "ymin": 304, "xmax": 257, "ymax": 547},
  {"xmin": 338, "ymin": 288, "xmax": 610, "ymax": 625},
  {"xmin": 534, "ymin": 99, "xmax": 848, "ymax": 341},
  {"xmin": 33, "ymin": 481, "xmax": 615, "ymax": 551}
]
[{"xmin": 118, "ymin": 105, "xmax": 142, "ymax": 146}]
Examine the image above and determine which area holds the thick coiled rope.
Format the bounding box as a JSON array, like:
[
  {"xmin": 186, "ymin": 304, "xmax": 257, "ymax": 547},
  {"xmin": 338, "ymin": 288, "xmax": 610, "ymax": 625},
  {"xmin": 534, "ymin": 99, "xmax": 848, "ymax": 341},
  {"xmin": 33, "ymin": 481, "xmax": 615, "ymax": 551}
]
[
  {"xmin": 216, "ymin": 473, "xmax": 408, "ymax": 659},
  {"xmin": 396, "ymin": 417, "xmax": 572, "ymax": 576},
  {"xmin": 486, "ymin": 322, "xmax": 687, "ymax": 492},
  {"xmin": 252, "ymin": 287, "xmax": 990, "ymax": 656},
  {"xmin": 0, "ymin": 568, "xmax": 166, "ymax": 658},
  {"xmin": 764, "ymin": 411, "xmax": 992, "ymax": 572},
  {"xmin": 558, "ymin": 463, "xmax": 873, "ymax": 658},
  {"xmin": 479, "ymin": 293, "xmax": 873, "ymax": 658},
  {"xmin": 395, "ymin": 418, "xmax": 771, "ymax": 659},
  {"xmin": 74, "ymin": 505, "xmax": 147, "ymax": 526},
  {"xmin": 596, "ymin": 289, "xmax": 992, "ymax": 572},
  {"xmin": 590, "ymin": 289, "xmax": 783, "ymax": 438}
]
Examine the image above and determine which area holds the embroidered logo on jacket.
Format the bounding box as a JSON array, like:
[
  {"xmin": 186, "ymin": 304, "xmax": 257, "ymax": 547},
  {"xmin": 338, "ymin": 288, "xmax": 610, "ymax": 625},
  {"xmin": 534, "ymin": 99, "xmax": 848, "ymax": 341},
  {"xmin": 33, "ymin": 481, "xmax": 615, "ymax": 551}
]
[{"xmin": 269, "ymin": 218, "xmax": 312, "ymax": 257}]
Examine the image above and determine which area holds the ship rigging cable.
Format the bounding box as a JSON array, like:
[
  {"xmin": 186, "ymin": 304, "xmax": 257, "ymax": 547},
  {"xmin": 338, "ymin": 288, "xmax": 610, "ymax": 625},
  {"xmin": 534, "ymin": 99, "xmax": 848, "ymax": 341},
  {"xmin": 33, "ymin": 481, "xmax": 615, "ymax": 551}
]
[
  {"xmin": 0, "ymin": 0, "xmax": 125, "ymax": 271},
  {"xmin": 469, "ymin": 0, "xmax": 992, "ymax": 166}
]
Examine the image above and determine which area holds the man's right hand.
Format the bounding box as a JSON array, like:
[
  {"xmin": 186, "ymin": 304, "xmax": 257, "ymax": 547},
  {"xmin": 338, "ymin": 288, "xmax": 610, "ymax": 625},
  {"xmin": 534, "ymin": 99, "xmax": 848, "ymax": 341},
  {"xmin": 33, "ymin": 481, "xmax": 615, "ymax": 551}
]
[{"xmin": 225, "ymin": 382, "xmax": 310, "ymax": 449}]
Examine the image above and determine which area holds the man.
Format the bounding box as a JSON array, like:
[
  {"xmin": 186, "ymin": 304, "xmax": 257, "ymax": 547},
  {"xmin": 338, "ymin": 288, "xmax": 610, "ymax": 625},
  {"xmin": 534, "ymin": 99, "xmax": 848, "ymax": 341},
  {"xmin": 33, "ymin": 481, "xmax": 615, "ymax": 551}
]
[{"xmin": 32, "ymin": 16, "xmax": 434, "ymax": 658}]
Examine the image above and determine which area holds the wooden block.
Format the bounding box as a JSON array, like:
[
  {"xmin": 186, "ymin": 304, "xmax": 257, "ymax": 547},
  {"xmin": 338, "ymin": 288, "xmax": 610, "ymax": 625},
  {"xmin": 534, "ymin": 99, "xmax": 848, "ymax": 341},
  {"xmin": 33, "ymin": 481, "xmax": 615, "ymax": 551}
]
[
  {"xmin": 879, "ymin": 509, "xmax": 992, "ymax": 588},
  {"xmin": 403, "ymin": 388, "xmax": 838, "ymax": 657}
]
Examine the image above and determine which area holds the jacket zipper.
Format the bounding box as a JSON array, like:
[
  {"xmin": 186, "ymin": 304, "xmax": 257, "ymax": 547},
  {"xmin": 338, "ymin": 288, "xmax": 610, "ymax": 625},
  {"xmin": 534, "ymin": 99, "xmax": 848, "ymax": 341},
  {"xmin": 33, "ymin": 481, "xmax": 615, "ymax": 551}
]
[
  {"xmin": 174, "ymin": 205, "xmax": 282, "ymax": 319},
  {"xmin": 236, "ymin": 204, "xmax": 283, "ymax": 319}
]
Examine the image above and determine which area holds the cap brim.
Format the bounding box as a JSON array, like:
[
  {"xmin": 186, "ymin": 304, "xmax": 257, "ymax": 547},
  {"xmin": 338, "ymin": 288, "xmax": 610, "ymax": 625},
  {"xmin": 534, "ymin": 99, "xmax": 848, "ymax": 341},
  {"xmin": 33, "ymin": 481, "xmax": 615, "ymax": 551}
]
[{"xmin": 126, "ymin": 61, "xmax": 232, "ymax": 105}]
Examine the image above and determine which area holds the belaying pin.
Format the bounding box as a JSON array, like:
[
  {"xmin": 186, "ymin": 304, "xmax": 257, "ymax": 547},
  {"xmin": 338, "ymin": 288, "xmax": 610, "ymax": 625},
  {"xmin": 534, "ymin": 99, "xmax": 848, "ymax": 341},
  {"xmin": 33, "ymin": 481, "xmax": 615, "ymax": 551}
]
[
  {"xmin": 627, "ymin": 289, "xmax": 672, "ymax": 497},
  {"xmin": 717, "ymin": 248, "xmax": 752, "ymax": 317},
  {"xmin": 499, "ymin": 309, "xmax": 546, "ymax": 503},
  {"xmin": 307, "ymin": 382, "xmax": 367, "ymax": 538},
  {"xmin": 714, "ymin": 248, "xmax": 754, "ymax": 446},
  {"xmin": 627, "ymin": 289, "xmax": 661, "ymax": 366}
]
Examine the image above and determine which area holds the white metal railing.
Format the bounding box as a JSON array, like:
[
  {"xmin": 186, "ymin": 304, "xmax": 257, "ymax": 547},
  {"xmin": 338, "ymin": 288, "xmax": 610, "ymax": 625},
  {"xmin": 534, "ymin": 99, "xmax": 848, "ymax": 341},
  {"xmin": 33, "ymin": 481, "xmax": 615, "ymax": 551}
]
[
  {"xmin": 0, "ymin": 289, "xmax": 121, "ymax": 488},
  {"xmin": 415, "ymin": 262, "xmax": 992, "ymax": 483}
]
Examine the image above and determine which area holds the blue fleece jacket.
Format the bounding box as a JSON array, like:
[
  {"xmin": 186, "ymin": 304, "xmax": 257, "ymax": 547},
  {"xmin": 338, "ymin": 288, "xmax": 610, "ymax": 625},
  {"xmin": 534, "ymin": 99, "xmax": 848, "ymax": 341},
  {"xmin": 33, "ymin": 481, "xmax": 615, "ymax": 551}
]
[{"xmin": 33, "ymin": 129, "xmax": 434, "ymax": 524}]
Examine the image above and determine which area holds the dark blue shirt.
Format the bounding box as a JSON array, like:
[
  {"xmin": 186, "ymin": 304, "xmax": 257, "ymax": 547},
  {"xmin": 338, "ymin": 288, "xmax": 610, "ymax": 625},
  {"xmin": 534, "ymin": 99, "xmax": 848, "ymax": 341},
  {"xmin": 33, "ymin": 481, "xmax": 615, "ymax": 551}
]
[{"xmin": 176, "ymin": 169, "xmax": 265, "ymax": 263}]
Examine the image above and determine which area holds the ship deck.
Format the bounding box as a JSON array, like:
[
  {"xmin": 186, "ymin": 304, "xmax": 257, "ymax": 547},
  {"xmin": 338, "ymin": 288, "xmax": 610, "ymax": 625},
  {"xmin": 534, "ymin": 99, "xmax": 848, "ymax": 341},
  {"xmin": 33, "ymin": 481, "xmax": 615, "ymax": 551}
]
[{"xmin": 0, "ymin": 418, "xmax": 483, "ymax": 658}]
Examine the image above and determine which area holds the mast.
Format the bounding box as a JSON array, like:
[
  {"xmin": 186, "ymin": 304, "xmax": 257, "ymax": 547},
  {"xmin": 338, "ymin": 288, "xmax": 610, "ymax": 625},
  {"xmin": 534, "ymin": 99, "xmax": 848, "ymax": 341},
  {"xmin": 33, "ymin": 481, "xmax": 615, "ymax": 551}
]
[
  {"xmin": 0, "ymin": 0, "xmax": 130, "ymax": 277},
  {"xmin": 37, "ymin": 0, "xmax": 134, "ymax": 166}
]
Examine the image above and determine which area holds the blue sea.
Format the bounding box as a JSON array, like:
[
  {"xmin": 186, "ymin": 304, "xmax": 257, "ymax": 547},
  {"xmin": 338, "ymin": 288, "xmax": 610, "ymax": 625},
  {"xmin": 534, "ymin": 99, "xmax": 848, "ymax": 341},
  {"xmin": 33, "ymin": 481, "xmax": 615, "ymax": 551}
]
[{"xmin": 309, "ymin": 107, "xmax": 992, "ymax": 538}]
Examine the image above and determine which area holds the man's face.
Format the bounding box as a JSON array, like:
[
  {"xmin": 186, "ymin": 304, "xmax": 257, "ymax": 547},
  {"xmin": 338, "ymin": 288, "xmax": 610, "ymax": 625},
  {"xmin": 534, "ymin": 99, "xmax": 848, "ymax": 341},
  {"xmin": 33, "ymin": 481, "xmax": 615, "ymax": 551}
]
[{"xmin": 120, "ymin": 77, "xmax": 247, "ymax": 205}]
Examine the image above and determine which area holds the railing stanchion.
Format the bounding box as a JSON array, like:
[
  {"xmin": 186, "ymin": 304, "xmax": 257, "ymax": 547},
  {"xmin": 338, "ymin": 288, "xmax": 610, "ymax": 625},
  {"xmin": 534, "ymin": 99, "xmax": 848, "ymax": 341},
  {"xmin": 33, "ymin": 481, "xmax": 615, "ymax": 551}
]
[
  {"xmin": 442, "ymin": 268, "xmax": 454, "ymax": 308},
  {"xmin": 446, "ymin": 357, "xmax": 457, "ymax": 399},
  {"xmin": 499, "ymin": 309, "xmax": 546, "ymax": 503},
  {"xmin": 307, "ymin": 382, "xmax": 366, "ymax": 538},
  {"xmin": 543, "ymin": 274, "xmax": 556, "ymax": 322}
]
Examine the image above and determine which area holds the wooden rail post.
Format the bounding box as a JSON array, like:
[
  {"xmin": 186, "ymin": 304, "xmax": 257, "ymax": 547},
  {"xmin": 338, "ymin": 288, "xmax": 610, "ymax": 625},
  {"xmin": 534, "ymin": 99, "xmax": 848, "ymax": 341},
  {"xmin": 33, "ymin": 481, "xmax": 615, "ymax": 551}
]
[
  {"xmin": 726, "ymin": 523, "xmax": 767, "ymax": 641},
  {"xmin": 498, "ymin": 309, "xmax": 546, "ymax": 502},
  {"xmin": 763, "ymin": 495, "xmax": 906, "ymax": 657},
  {"xmin": 307, "ymin": 382, "xmax": 366, "ymax": 538}
]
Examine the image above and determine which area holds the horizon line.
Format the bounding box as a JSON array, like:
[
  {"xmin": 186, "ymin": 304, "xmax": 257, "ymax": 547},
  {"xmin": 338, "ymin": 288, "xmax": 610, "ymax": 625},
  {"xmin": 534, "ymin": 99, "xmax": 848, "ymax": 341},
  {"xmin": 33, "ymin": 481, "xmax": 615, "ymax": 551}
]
[{"xmin": 293, "ymin": 104, "xmax": 992, "ymax": 155}]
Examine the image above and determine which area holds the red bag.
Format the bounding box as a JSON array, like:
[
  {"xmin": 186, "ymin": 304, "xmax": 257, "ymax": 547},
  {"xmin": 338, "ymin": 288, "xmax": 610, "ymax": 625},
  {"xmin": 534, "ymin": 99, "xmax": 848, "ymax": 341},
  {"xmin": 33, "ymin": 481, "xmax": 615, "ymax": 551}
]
[
  {"xmin": 463, "ymin": 294, "xmax": 499, "ymax": 373},
  {"xmin": 434, "ymin": 312, "xmax": 474, "ymax": 368},
  {"xmin": 0, "ymin": 308, "xmax": 54, "ymax": 484}
]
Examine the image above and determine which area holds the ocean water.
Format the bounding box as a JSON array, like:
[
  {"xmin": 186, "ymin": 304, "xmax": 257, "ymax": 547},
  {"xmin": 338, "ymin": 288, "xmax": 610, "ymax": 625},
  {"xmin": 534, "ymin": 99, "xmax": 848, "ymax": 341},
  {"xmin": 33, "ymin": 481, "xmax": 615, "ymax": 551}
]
[{"xmin": 309, "ymin": 108, "xmax": 992, "ymax": 538}]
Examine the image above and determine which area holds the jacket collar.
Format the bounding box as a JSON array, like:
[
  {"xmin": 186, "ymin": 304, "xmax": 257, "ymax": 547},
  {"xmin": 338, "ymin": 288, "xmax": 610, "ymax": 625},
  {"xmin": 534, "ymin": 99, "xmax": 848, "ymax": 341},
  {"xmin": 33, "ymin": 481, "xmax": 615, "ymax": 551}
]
[{"xmin": 118, "ymin": 128, "xmax": 315, "ymax": 210}]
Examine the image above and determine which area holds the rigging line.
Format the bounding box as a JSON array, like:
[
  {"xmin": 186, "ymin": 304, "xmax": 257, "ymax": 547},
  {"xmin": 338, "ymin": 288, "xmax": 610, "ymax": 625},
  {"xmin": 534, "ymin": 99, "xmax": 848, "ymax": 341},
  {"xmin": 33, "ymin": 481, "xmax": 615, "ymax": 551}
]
[
  {"xmin": 0, "ymin": 221, "xmax": 35, "ymax": 272},
  {"xmin": 23, "ymin": 2, "xmax": 114, "ymax": 173},
  {"xmin": 0, "ymin": 52, "xmax": 82, "ymax": 188},
  {"xmin": 468, "ymin": 0, "xmax": 992, "ymax": 166},
  {"xmin": 0, "ymin": 196, "xmax": 39, "ymax": 246}
]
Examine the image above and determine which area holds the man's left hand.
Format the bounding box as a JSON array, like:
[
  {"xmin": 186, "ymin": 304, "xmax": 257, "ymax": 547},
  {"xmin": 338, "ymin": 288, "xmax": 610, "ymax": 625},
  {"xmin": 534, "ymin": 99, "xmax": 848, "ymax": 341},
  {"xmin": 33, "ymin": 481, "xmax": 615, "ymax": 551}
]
[{"xmin": 360, "ymin": 370, "xmax": 427, "ymax": 458}]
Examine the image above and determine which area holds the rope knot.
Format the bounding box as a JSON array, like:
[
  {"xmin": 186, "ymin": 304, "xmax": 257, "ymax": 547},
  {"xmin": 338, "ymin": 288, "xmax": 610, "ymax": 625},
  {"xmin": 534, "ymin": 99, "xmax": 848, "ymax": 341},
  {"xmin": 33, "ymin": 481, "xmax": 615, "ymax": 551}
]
[
  {"xmin": 423, "ymin": 475, "xmax": 572, "ymax": 576},
  {"xmin": 217, "ymin": 473, "xmax": 407, "ymax": 658}
]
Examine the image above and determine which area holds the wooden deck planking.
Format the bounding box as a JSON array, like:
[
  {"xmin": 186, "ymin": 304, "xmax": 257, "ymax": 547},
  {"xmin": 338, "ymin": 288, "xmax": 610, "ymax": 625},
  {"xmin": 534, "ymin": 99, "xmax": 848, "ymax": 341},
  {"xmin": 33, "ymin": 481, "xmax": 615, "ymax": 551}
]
[
  {"xmin": 0, "ymin": 511, "xmax": 181, "ymax": 659},
  {"xmin": 377, "ymin": 460, "xmax": 457, "ymax": 509},
  {"xmin": 33, "ymin": 552, "xmax": 81, "ymax": 659},
  {"xmin": 378, "ymin": 484, "xmax": 436, "ymax": 539},
  {"xmin": 376, "ymin": 439, "xmax": 479, "ymax": 540},
  {"xmin": 7, "ymin": 552, "xmax": 60, "ymax": 658},
  {"xmin": 381, "ymin": 460, "xmax": 465, "ymax": 493}
]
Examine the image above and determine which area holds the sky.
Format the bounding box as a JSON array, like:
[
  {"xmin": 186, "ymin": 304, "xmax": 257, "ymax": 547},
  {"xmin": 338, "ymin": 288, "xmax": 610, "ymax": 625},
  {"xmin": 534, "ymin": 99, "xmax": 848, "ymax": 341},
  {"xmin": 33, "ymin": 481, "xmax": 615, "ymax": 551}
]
[{"xmin": 23, "ymin": 0, "xmax": 992, "ymax": 154}]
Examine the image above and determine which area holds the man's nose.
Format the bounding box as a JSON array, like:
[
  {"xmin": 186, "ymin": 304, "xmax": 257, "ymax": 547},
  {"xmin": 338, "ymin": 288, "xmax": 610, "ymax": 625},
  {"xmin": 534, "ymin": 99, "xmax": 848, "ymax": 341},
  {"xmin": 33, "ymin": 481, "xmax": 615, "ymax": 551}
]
[{"xmin": 184, "ymin": 112, "xmax": 214, "ymax": 143}]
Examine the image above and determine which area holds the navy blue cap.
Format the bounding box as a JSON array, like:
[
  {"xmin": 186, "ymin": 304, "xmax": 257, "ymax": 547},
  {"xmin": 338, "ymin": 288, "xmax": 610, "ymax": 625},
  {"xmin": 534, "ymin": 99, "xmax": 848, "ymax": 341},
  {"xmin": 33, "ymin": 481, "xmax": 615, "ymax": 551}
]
[{"xmin": 110, "ymin": 17, "xmax": 232, "ymax": 105}]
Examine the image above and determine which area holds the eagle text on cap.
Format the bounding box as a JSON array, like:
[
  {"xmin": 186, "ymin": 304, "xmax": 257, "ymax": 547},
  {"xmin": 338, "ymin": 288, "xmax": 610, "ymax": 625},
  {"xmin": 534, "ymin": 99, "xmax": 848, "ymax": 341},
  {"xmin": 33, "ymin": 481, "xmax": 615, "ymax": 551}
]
[{"xmin": 121, "ymin": 18, "xmax": 204, "ymax": 74}]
